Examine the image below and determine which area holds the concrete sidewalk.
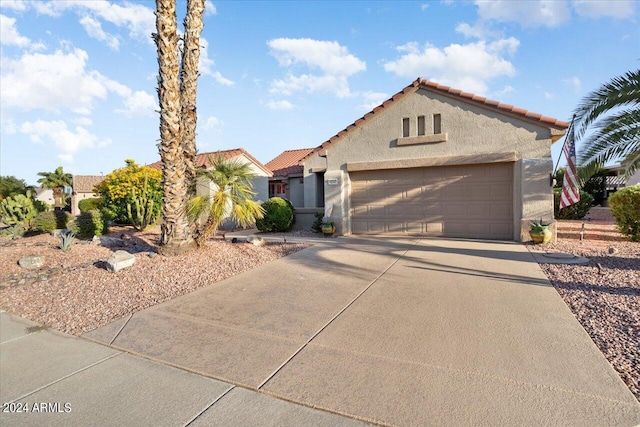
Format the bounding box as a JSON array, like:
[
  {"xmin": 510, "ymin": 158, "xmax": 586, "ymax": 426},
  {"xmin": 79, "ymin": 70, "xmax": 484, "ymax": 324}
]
[
  {"xmin": 0, "ymin": 312, "xmax": 369, "ymax": 426},
  {"xmin": 3, "ymin": 237, "xmax": 640, "ymax": 426}
]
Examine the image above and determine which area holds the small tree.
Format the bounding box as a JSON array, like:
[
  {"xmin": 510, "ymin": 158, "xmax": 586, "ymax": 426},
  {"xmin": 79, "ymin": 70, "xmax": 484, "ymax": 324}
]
[
  {"xmin": 37, "ymin": 166, "xmax": 72, "ymax": 209},
  {"xmin": 0, "ymin": 176, "xmax": 30, "ymax": 201},
  {"xmin": 94, "ymin": 160, "xmax": 162, "ymax": 224},
  {"xmin": 608, "ymin": 185, "xmax": 640, "ymax": 241},
  {"xmin": 187, "ymin": 155, "xmax": 264, "ymax": 246}
]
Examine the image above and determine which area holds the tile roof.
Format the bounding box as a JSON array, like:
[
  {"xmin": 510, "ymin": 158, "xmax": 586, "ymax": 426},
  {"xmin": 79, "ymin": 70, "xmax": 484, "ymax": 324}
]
[
  {"xmin": 265, "ymin": 148, "xmax": 315, "ymax": 177},
  {"xmin": 72, "ymin": 175, "xmax": 105, "ymax": 194},
  {"xmin": 148, "ymin": 148, "xmax": 272, "ymax": 176},
  {"xmin": 302, "ymin": 77, "xmax": 570, "ymax": 162}
]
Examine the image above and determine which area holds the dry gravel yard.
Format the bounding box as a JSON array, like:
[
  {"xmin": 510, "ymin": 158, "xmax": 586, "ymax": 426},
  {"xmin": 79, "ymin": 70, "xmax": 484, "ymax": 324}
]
[
  {"xmin": 533, "ymin": 207, "xmax": 639, "ymax": 401},
  {"xmin": 0, "ymin": 226, "xmax": 309, "ymax": 336}
]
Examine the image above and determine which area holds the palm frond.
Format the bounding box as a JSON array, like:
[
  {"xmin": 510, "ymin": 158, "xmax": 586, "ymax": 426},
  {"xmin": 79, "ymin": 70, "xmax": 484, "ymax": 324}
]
[
  {"xmin": 578, "ymin": 108, "xmax": 640, "ymax": 167},
  {"xmin": 574, "ymin": 69, "xmax": 640, "ymax": 139}
]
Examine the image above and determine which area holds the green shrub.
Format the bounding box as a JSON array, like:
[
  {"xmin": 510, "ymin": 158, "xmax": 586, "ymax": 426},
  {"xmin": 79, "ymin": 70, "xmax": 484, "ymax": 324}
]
[
  {"xmin": 32, "ymin": 210, "xmax": 72, "ymax": 232},
  {"xmin": 255, "ymin": 197, "xmax": 295, "ymax": 232},
  {"xmin": 76, "ymin": 209, "xmax": 107, "ymax": 238},
  {"xmin": 78, "ymin": 197, "xmax": 102, "ymax": 213},
  {"xmin": 311, "ymin": 212, "xmax": 323, "ymax": 233},
  {"xmin": 554, "ymin": 189, "xmax": 594, "ymax": 220},
  {"xmin": 0, "ymin": 192, "xmax": 37, "ymax": 229},
  {"xmin": 608, "ymin": 185, "xmax": 640, "ymax": 241}
]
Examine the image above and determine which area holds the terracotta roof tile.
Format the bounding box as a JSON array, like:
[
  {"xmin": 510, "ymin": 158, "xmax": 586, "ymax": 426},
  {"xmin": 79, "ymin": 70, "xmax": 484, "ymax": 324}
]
[
  {"xmin": 148, "ymin": 148, "xmax": 271, "ymax": 175},
  {"xmin": 72, "ymin": 175, "xmax": 105, "ymax": 194},
  {"xmin": 265, "ymin": 148, "xmax": 315, "ymax": 177},
  {"xmin": 301, "ymin": 77, "xmax": 570, "ymax": 162}
]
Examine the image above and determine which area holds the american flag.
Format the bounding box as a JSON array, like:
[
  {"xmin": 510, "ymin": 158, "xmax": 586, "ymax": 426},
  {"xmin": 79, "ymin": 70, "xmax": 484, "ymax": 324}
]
[{"xmin": 560, "ymin": 124, "xmax": 580, "ymax": 209}]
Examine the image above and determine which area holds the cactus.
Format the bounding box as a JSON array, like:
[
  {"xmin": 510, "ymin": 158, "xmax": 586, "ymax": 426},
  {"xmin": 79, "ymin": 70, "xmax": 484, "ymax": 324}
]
[
  {"xmin": 59, "ymin": 230, "xmax": 75, "ymax": 251},
  {"xmin": 0, "ymin": 192, "xmax": 37, "ymax": 229},
  {"xmin": 126, "ymin": 174, "xmax": 158, "ymax": 231}
]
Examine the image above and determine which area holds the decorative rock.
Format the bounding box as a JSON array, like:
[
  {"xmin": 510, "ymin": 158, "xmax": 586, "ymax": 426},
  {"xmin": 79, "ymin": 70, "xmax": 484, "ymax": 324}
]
[
  {"xmin": 18, "ymin": 255, "xmax": 44, "ymax": 269},
  {"xmin": 51, "ymin": 229, "xmax": 64, "ymax": 238},
  {"xmin": 252, "ymin": 236, "xmax": 265, "ymax": 247},
  {"xmin": 608, "ymin": 246, "xmax": 619, "ymax": 254},
  {"xmin": 148, "ymin": 252, "xmax": 157, "ymax": 259},
  {"xmin": 106, "ymin": 250, "xmax": 135, "ymax": 273},
  {"xmin": 95, "ymin": 236, "xmax": 126, "ymax": 248}
]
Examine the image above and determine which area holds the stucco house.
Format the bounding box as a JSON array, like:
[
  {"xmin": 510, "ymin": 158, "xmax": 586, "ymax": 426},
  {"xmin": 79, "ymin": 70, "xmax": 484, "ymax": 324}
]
[
  {"xmin": 301, "ymin": 78, "xmax": 569, "ymax": 241},
  {"xmin": 265, "ymin": 148, "xmax": 315, "ymax": 207},
  {"xmin": 71, "ymin": 175, "xmax": 105, "ymax": 215}
]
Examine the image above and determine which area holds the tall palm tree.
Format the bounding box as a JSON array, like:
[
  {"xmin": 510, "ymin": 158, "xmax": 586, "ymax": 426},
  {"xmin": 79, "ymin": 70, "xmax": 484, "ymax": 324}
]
[
  {"xmin": 37, "ymin": 166, "xmax": 72, "ymax": 208},
  {"xmin": 180, "ymin": 0, "xmax": 205, "ymax": 195},
  {"xmin": 154, "ymin": 0, "xmax": 194, "ymax": 252},
  {"xmin": 187, "ymin": 154, "xmax": 265, "ymax": 246},
  {"xmin": 573, "ymin": 69, "xmax": 640, "ymax": 179}
]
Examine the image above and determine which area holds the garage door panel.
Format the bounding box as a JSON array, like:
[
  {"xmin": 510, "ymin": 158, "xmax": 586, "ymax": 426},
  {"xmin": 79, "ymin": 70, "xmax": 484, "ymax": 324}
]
[{"xmin": 351, "ymin": 163, "xmax": 513, "ymax": 239}]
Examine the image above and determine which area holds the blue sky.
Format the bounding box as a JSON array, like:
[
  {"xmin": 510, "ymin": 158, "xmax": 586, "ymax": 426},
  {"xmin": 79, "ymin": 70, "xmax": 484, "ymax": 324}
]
[{"xmin": 1, "ymin": 0, "xmax": 638, "ymax": 185}]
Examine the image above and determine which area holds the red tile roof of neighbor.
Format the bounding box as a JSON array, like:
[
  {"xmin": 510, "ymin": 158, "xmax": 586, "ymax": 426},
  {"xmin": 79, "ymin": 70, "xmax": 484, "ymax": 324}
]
[
  {"xmin": 148, "ymin": 148, "xmax": 272, "ymax": 175},
  {"xmin": 265, "ymin": 148, "xmax": 316, "ymax": 177},
  {"xmin": 301, "ymin": 77, "xmax": 570, "ymax": 162},
  {"xmin": 72, "ymin": 175, "xmax": 105, "ymax": 194}
]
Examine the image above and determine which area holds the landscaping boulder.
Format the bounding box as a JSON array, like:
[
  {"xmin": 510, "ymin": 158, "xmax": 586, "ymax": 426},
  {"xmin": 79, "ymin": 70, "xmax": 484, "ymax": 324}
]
[
  {"xmin": 18, "ymin": 255, "xmax": 44, "ymax": 269},
  {"xmin": 106, "ymin": 250, "xmax": 135, "ymax": 273},
  {"xmin": 94, "ymin": 235, "xmax": 125, "ymax": 248}
]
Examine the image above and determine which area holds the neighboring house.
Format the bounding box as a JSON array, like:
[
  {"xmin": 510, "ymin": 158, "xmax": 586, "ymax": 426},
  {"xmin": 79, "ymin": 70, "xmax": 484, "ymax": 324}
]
[
  {"xmin": 149, "ymin": 147, "xmax": 272, "ymax": 206},
  {"xmin": 301, "ymin": 78, "xmax": 569, "ymax": 241},
  {"xmin": 34, "ymin": 187, "xmax": 54, "ymax": 208},
  {"xmin": 264, "ymin": 148, "xmax": 315, "ymax": 207},
  {"xmin": 71, "ymin": 175, "xmax": 105, "ymax": 216}
]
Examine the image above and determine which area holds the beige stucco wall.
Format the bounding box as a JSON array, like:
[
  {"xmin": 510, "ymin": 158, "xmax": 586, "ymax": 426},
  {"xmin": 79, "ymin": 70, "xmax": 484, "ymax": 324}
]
[
  {"xmin": 72, "ymin": 192, "xmax": 98, "ymax": 216},
  {"xmin": 303, "ymin": 87, "xmax": 562, "ymax": 240}
]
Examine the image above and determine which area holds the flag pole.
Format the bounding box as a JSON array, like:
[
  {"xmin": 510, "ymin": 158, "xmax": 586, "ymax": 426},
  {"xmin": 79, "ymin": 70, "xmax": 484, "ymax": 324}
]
[{"xmin": 552, "ymin": 114, "xmax": 576, "ymax": 176}]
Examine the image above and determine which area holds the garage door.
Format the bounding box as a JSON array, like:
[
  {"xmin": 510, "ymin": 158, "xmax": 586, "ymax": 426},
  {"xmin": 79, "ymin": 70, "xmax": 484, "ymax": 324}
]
[{"xmin": 350, "ymin": 163, "xmax": 513, "ymax": 239}]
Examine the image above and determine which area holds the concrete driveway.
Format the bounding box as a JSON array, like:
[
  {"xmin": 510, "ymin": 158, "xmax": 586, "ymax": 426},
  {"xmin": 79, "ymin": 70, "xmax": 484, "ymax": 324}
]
[{"xmin": 83, "ymin": 237, "xmax": 640, "ymax": 426}]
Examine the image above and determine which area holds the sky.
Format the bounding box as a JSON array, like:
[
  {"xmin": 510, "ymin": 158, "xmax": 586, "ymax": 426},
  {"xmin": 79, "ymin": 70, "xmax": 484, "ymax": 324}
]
[{"xmin": 1, "ymin": 0, "xmax": 638, "ymax": 186}]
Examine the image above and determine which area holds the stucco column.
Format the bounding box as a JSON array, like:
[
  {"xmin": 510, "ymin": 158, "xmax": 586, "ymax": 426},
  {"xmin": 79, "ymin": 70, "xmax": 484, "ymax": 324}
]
[{"xmin": 519, "ymin": 158, "xmax": 555, "ymax": 241}]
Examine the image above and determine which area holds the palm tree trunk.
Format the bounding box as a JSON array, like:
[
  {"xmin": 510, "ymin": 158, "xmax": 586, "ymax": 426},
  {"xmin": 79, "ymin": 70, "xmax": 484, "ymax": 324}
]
[
  {"xmin": 181, "ymin": 0, "xmax": 205, "ymax": 196},
  {"xmin": 155, "ymin": 0, "xmax": 194, "ymax": 253}
]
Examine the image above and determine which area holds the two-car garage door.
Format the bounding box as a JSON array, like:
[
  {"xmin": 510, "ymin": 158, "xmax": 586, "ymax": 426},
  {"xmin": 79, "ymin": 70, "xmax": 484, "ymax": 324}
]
[{"xmin": 350, "ymin": 163, "xmax": 513, "ymax": 240}]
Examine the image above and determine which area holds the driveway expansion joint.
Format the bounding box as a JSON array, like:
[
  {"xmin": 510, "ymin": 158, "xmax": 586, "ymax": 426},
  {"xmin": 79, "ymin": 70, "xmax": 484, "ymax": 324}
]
[
  {"xmin": 256, "ymin": 239, "xmax": 421, "ymax": 390},
  {"xmin": 182, "ymin": 385, "xmax": 235, "ymax": 427},
  {"xmin": 109, "ymin": 312, "xmax": 133, "ymax": 345}
]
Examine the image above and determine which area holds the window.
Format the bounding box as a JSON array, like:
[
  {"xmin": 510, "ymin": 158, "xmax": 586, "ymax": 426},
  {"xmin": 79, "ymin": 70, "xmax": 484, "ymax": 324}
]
[
  {"xmin": 402, "ymin": 118, "xmax": 410, "ymax": 138},
  {"xmin": 269, "ymin": 182, "xmax": 286, "ymax": 196},
  {"xmin": 433, "ymin": 114, "xmax": 442, "ymax": 134},
  {"xmin": 417, "ymin": 116, "xmax": 425, "ymax": 136}
]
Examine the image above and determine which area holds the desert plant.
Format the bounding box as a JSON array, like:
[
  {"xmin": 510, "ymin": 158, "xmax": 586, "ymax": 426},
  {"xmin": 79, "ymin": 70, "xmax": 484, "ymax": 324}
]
[
  {"xmin": 187, "ymin": 155, "xmax": 264, "ymax": 245},
  {"xmin": 126, "ymin": 175, "xmax": 159, "ymax": 231},
  {"xmin": 76, "ymin": 209, "xmax": 106, "ymax": 238},
  {"xmin": 0, "ymin": 225, "xmax": 25, "ymax": 238},
  {"xmin": 32, "ymin": 210, "xmax": 72, "ymax": 233},
  {"xmin": 554, "ymin": 189, "xmax": 594, "ymax": 220},
  {"xmin": 608, "ymin": 185, "xmax": 640, "ymax": 241},
  {"xmin": 529, "ymin": 218, "xmax": 550, "ymax": 232},
  {"xmin": 78, "ymin": 197, "xmax": 102, "ymax": 213},
  {"xmin": 255, "ymin": 197, "xmax": 294, "ymax": 232},
  {"xmin": 311, "ymin": 212, "xmax": 323, "ymax": 233},
  {"xmin": 59, "ymin": 230, "xmax": 75, "ymax": 251},
  {"xmin": 94, "ymin": 160, "xmax": 162, "ymax": 224},
  {"xmin": 0, "ymin": 192, "xmax": 38, "ymax": 229},
  {"xmin": 0, "ymin": 176, "xmax": 31, "ymax": 200}
]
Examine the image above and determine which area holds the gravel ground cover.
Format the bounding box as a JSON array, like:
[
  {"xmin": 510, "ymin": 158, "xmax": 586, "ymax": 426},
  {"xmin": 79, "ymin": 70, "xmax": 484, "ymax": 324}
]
[
  {"xmin": 532, "ymin": 207, "xmax": 639, "ymax": 401},
  {"xmin": 0, "ymin": 226, "xmax": 309, "ymax": 336}
]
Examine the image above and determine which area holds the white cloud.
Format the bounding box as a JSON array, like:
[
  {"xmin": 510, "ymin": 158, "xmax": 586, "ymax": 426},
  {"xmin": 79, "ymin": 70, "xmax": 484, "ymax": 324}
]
[
  {"xmin": 212, "ymin": 71, "xmax": 235, "ymax": 86},
  {"xmin": 1, "ymin": 47, "xmax": 156, "ymax": 117},
  {"xmin": 563, "ymin": 76, "xmax": 581, "ymax": 93},
  {"xmin": 421, "ymin": 4, "xmax": 429, "ymax": 11},
  {"xmin": 1, "ymin": 48, "xmax": 109, "ymax": 114},
  {"xmin": 475, "ymin": 0, "xmax": 572, "ymax": 27},
  {"xmin": 79, "ymin": 15, "xmax": 120, "ymax": 50},
  {"xmin": 202, "ymin": 116, "xmax": 223, "ymax": 131},
  {"xmin": 269, "ymin": 38, "xmax": 366, "ymax": 76},
  {"xmin": 0, "ymin": 1, "xmax": 28, "ymax": 12},
  {"xmin": 545, "ymin": 92, "xmax": 555, "ymax": 99},
  {"xmin": 358, "ymin": 91, "xmax": 389, "ymax": 111},
  {"xmin": 266, "ymin": 100, "xmax": 294, "ymax": 110},
  {"xmin": 268, "ymin": 38, "xmax": 366, "ymax": 97},
  {"xmin": 383, "ymin": 38, "xmax": 519, "ymax": 95},
  {"xmin": 0, "ymin": 14, "xmax": 31, "ymax": 47},
  {"xmin": 205, "ymin": 0, "xmax": 217, "ymax": 15},
  {"xmin": 197, "ymin": 38, "xmax": 235, "ymax": 86},
  {"xmin": 20, "ymin": 119, "xmax": 110, "ymax": 162},
  {"xmin": 116, "ymin": 90, "xmax": 157, "ymax": 117},
  {"xmin": 572, "ymin": 0, "xmax": 636, "ymax": 19}
]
